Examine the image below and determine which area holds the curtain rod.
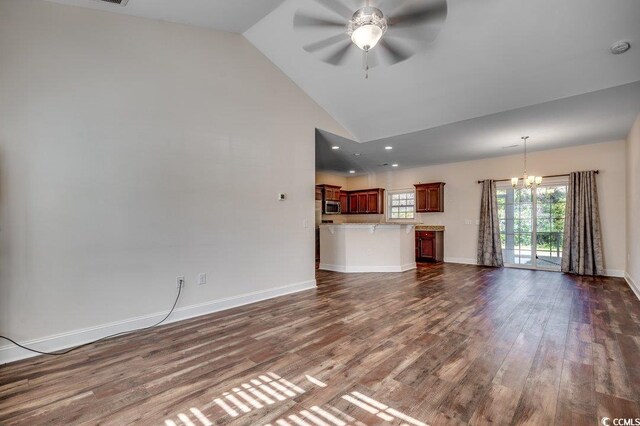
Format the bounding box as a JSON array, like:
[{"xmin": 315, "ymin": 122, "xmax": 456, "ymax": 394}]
[{"xmin": 477, "ymin": 170, "xmax": 599, "ymax": 184}]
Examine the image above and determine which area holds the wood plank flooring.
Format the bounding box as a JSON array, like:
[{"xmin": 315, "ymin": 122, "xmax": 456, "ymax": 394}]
[{"xmin": 1, "ymin": 264, "xmax": 639, "ymax": 425}]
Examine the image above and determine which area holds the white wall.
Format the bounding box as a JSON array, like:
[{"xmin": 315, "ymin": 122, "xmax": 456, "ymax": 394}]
[
  {"xmin": 346, "ymin": 141, "xmax": 627, "ymax": 274},
  {"xmin": 626, "ymin": 115, "xmax": 640, "ymax": 297},
  {"xmin": 0, "ymin": 0, "xmax": 349, "ymax": 359}
]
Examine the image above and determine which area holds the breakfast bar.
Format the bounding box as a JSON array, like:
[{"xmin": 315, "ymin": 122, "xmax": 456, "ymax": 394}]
[{"xmin": 318, "ymin": 223, "xmax": 417, "ymax": 273}]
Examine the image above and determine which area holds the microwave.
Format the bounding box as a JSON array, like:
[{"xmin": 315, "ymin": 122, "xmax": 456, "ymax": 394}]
[{"xmin": 324, "ymin": 200, "xmax": 341, "ymax": 214}]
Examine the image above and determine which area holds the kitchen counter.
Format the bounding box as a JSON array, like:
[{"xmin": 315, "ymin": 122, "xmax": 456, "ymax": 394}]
[
  {"xmin": 318, "ymin": 223, "xmax": 416, "ymax": 273},
  {"xmin": 415, "ymin": 225, "xmax": 445, "ymax": 231}
]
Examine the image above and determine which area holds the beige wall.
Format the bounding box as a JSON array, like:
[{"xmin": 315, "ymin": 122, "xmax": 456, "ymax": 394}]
[
  {"xmin": 0, "ymin": 0, "xmax": 348, "ymax": 360},
  {"xmin": 346, "ymin": 140, "xmax": 627, "ymax": 274},
  {"xmin": 627, "ymin": 115, "xmax": 640, "ymax": 296}
]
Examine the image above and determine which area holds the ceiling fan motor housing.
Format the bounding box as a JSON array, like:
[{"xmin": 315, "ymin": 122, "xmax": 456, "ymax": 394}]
[{"xmin": 347, "ymin": 7, "xmax": 388, "ymax": 51}]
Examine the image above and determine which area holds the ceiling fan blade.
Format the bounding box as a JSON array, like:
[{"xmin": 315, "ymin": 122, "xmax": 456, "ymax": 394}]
[
  {"xmin": 324, "ymin": 41, "xmax": 353, "ymax": 65},
  {"xmin": 378, "ymin": 39, "xmax": 413, "ymax": 64},
  {"xmin": 376, "ymin": 0, "xmax": 406, "ymax": 16},
  {"xmin": 294, "ymin": 13, "xmax": 345, "ymax": 29},
  {"xmin": 303, "ymin": 34, "xmax": 348, "ymax": 53},
  {"xmin": 388, "ymin": 0, "xmax": 447, "ymax": 28},
  {"xmin": 312, "ymin": 0, "xmax": 353, "ymax": 20}
]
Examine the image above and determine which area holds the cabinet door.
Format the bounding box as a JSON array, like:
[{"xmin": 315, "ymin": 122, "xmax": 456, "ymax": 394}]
[
  {"xmin": 426, "ymin": 186, "xmax": 441, "ymax": 212},
  {"xmin": 418, "ymin": 233, "xmax": 436, "ymax": 259},
  {"xmin": 416, "ymin": 187, "xmax": 428, "ymax": 212},
  {"xmin": 339, "ymin": 192, "xmax": 348, "ymax": 211},
  {"xmin": 348, "ymin": 194, "xmax": 358, "ymax": 214},
  {"xmin": 357, "ymin": 193, "xmax": 368, "ymax": 213},
  {"xmin": 367, "ymin": 192, "xmax": 378, "ymax": 214}
]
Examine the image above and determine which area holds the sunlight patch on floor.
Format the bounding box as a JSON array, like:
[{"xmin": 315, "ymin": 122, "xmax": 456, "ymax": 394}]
[{"xmin": 164, "ymin": 372, "xmax": 428, "ymax": 426}]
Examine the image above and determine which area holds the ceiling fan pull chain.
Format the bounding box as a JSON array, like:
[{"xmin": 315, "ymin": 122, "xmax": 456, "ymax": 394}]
[{"xmin": 363, "ymin": 49, "xmax": 369, "ymax": 79}]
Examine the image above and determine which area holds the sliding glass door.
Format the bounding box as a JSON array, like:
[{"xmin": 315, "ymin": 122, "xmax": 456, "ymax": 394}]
[{"xmin": 497, "ymin": 180, "xmax": 568, "ymax": 271}]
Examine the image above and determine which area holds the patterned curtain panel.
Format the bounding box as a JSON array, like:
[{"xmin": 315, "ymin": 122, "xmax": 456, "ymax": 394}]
[
  {"xmin": 477, "ymin": 180, "xmax": 504, "ymax": 267},
  {"xmin": 561, "ymin": 171, "xmax": 605, "ymax": 276}
]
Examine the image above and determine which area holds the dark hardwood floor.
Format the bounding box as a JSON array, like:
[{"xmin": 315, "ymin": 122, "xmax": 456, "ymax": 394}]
[{"xmin": 1, "ymin": 264, "xmax": 639, "ymax": 425}]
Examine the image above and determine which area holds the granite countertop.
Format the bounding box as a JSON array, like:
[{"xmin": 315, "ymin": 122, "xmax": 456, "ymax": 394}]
[
  {"xmin": 319, "ymin": 222, "xmax": 417, "ymax": 226},
  {"xmin": 415, "ymin": 225, "xmax": 445, "ymax": 231}
]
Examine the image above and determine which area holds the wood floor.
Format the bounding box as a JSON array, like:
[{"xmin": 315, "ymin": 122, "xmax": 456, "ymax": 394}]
[{"xmin": 1, "ymin": 264, "xmax": 639, "ymax": 425}]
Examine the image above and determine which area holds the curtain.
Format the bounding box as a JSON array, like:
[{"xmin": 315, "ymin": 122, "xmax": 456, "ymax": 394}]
[
  {"xmin": 561, "ymin": 171, "xmax": 604, "ymax": 276},
  {"xmin": 477, "ymin": 180, "xmax": 504, "ymax": 267}
]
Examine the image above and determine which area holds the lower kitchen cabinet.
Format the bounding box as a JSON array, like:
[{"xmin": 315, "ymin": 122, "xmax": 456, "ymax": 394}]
[{"xmin": 415, "ymin": 230, "xmax": 444, "ymax": 262}]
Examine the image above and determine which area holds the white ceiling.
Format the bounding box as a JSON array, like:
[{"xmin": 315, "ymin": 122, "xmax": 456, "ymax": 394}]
[
  {"xmin": 246, "ymin": 0, "xmax": 640, "ymax": 142},
  {"xmin": 44, "ymin": 0, "xmax": 284, "ymax": 33},
  {"xmin": 316, "ymin": 81, "xmax": 640, "ymax": 175},
  {"xmin": 42, "ymin": 0, "xmax": 640, "ymax": 166}
]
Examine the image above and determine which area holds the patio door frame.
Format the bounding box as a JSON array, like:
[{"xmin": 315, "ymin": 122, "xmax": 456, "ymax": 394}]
[{"xmin": 497, "ymin": 177, "xmax": 568, "ymax": 272}]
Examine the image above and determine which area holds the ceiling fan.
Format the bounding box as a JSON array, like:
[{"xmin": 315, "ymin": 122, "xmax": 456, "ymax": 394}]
[{"xmin": 294, "ymin": 0, "xmax": 447, "ymax": 78}]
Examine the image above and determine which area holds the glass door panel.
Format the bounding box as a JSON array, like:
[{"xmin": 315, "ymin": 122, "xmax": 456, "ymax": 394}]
[{"xmin": 497, "ymin": 181, "xmax": 567, "ymax": 271}]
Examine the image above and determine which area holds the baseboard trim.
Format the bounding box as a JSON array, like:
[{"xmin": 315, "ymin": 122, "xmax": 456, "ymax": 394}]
[
  {"xmin": 625, "ymin": 273, "xmax": 640, "ymax": 301},
  {"xmin": 444, "ymin": 257, "xmax": 477, "ymax": 265},
  {"xmin": 318, "ymin": 263, "xmax": 417, "ymax": 273},
  {"xmin": 0, "ymin": 279, "xmax": 316, "ymax": 365},
  {"xmin": 604, "ymin": 269, "xmax": 625, "ymax": 278}
]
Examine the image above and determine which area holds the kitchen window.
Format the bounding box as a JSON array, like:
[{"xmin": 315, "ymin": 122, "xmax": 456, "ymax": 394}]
[{"xmin": 388, "ymin": 190, "xmax": 415, "ymax": 220}]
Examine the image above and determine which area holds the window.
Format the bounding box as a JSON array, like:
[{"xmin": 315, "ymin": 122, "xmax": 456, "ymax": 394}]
[{"xmin": 388, "ymin": 190, "xmax": 415, "ymax": 220}]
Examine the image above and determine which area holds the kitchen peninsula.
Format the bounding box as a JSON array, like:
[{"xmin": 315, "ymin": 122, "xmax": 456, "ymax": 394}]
[{"xmin": 319, "ymin": 223, "xmax": 416, "ymax": 273}]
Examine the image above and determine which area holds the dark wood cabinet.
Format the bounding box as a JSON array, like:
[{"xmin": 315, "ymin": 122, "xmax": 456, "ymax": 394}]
[
  {"xmin": 367, "ymin": 191, "xmax": 379, "ymax": 213},
  {"xmin": 357, "ymin": 193, "xmax": 367, "ymax": 213},
  {"xmin": 348, "ymin": 193, "xmax": 359, "ymax": 214},
  {"xmin": 322, "ymin": 185, "xmax": 341, "ymax": 201},
  {"xmin": 339, "ymin": 192, "xmax": 348, "ymax": 210},
  {"xmin": 414, "ymin": 182, "xmax": 445, "ymax": 212},
  {"xmin": 415, "ymin": 230, "xmax": 444, "ymax": 262},
  {"xmin": 318, "ymin": 185, "xmax": 342, "ymax": 201},
  {"xmin": 342, "ymin": 188, "xmax": 384, "ymax": 214}
]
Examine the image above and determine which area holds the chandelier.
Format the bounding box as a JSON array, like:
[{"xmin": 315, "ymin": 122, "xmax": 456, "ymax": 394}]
[{"xmin": 511, "ymin": 136, "xmax": 542, "ymax": 189}]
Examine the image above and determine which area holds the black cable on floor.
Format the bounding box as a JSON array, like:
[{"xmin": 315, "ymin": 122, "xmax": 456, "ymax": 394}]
[{"xmin": 0, "ymin": 284, "xmax": 182, "ymax": 356}]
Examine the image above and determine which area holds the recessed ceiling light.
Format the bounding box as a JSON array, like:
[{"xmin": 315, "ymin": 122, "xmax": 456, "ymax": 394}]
[
  {"xmin": 392, "ymin": 164, "xmax": 399, "ymax": 167},
  {"xmin": 354, "ymin": 153, "xmax": 361, "ymax": 156},
  {"xmin": 349, "ymin": 170, "xmax": 356, "ymax": 174},
  {"xmin": 332, "ymin": 146, "xmax": 340, "ymax": 150},
  {"xmin": 610, "ymin": 41, "xmax": 631, "ymax": 55},
  {"xmin": 385, "ymin": 146, "xmax": 393, "ymax": 150}
]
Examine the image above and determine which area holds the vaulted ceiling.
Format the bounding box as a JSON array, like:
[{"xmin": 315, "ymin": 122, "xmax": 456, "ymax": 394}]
[{"xmin": 44, "ymin": 0, "xmax": 640, "ymax": 171}]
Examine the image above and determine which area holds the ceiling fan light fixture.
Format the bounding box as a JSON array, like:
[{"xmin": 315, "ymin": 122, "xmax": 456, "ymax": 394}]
[
  {"xmin": 347, "ymin": 7, "xmax": 387, "ymax": 51},
  {"xmin": 351, "ymin": 24, "xmax": 383, "ymax": 50}
]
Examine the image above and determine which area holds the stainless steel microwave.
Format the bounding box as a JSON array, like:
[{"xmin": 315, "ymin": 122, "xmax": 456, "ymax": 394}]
[{"xmin": 324, "ymin": 200, "xmax": 341, "ymax": 214}]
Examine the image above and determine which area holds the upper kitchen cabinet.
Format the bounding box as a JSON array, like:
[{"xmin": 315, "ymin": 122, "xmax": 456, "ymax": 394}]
[
  {"xmin": 414, "ymin": 182, "xmax": 445, "ymax": 212},
  {"xmin": 320, "ymin": 185, "xmax": 341, "ymax": 202},
  {"xmin": 339, "ymin": 191, "xmax": 348, "ymax": 210},
  {"xmin": 345, "ymin": 188, "xmax": 385, "ymax": 214}
]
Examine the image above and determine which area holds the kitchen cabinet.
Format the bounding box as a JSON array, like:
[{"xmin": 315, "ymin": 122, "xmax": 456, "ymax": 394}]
[
  {"xmin": 339, "ymin": 192, "xmax": 348, "ymax": 210},
  {"xmin": 414, "ymin": 182, "xmax": 445, "ymax": 212},
  {"xmin": 343, "ymin": 188, "xmax": 385, "ymax": 214},
  {"xmin": 348, "ymin": 193, "xmax": 359, "ymax": 214},
  {"xmin": 415, "ymin": 230, "xmax": 444, "ymax": 262},
  {"xmin": 322, "ymin": 185, "xmax": 341, "ymax": 202}
]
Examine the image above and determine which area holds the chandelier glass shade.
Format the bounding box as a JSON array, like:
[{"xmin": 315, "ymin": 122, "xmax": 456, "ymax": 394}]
[{"xmin": 511, "ymin": 136, "xmax": 542, "ymax": 189}]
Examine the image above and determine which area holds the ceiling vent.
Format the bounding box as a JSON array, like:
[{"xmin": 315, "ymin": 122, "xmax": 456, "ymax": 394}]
[{"xmin": 95, "ymin": 0, "xmax": 129, "ymax": 6}]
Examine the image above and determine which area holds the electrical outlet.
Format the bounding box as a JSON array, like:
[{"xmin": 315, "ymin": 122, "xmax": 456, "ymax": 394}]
[
  {"xmin": 198, "ymin": 273, "xmax": 206, "ymax": 285},
  {"xmin": 176, "ymin": 276, "xmax": 185, "ymax": 289}
]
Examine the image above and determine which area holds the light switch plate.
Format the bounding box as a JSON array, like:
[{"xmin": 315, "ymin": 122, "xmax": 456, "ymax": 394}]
[{"xmin": 198, "ymin": 273, "xmax": 206, "ymax": 285}]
